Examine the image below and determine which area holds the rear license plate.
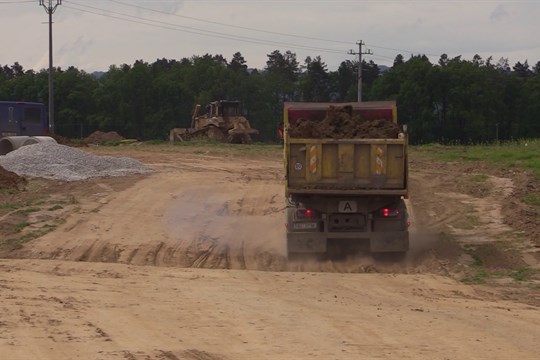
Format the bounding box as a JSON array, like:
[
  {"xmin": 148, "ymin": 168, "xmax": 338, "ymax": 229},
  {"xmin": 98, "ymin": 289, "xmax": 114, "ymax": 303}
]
[{"xmin": 292, "ymin": 222, "xmax": 318, "ymax": 230}]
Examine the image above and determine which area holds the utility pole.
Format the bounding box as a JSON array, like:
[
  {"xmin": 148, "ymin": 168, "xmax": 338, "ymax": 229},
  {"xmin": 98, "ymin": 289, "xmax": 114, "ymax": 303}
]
[
  {"xmin": 348, "ymin": 40, "xmax": 372, "ymax": 102},
  {"xmin": 39, "ymin": 0, "xmax": 62, "ymax": 134}
]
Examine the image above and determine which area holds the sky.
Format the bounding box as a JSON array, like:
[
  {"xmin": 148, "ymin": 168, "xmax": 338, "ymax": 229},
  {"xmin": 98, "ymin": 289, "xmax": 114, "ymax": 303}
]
[{"xmin": 1, "ymin": 0, "xmax": 539, "ymax": 73}]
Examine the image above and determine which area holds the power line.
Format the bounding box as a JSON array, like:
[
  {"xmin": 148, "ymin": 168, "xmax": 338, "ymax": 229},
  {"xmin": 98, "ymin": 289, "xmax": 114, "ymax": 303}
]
[
  {"xmin": 105, "ymin": 0, "xmax": 353, "ymax": 45},
  {"xmin": 63, "ymin": 2, "xmax": 349, "ymax": 55},
  {"xmin": 64, "ymin": 1, "xmax": 442, "ymax": 61},
  {"xmin": 68, "ymin": 1, "xmax": 347, "ymax": 54},
  {"xmin": 366, "ymin": 43, "xmax": 441, "ymax": 58},
  {"xmin": 370, "ymin": 54, "xmax": 398, "ymax": 61},
  {"xmin": 59, "ymin": 1, "xmax": 446, "ymax": 69},
  {"xmin": 103, "ymin": 0, "xmax": 442, "ymax": 57}
]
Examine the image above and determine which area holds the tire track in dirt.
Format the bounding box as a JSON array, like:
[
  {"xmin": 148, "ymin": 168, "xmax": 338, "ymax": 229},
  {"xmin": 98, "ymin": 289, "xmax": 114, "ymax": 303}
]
[
  {"xmin": 409, "ymin": 170, "xmax": 516, "ymax": 243},
  {"xmin": 9, "ymin": 171, "xmax": 428, "ymax": 273},
  {"xmin": 10, "ymin": 149, "xmax": 531, "ymax": 275},
  {"xmin": 13, "ymin": 159, "xmax": 291, "ymax": 271}
]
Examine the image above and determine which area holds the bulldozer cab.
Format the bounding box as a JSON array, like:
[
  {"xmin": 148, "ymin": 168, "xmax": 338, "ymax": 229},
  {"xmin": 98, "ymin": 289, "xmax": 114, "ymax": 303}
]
[{"xmin": 209, "ymin": 101, "xmax": 241, "ymax": 118}]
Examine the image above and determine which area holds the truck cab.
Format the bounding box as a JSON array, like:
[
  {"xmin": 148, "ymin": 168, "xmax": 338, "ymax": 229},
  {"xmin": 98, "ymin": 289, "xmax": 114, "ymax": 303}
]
[
  {"xmin": 0, "ymin": 101, "xmax": 52, "ymax": 155},
  {"xmin": 0, "ymin": 101, "xmax": 48, "ymax": 138}
]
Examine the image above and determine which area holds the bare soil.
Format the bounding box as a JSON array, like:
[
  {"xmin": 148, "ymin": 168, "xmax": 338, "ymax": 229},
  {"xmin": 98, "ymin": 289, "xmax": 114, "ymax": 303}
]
[
  {"xmin": 289, "ymin": 105, "xmax": 401, "ymax": 139},
  {"xmin": 0, "ymin": 165, "xmax": 26, "ymax": 190},
  {"xmin": 0, "ymin": 144, "xmax": 539, "ymax": 360},
  {"xmin": 84, "ymin": 130, "xmax": 125, "ymax": 144}
]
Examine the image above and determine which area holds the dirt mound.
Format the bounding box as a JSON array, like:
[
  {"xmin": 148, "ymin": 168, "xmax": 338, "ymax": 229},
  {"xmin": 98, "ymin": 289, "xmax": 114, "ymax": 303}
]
[
  {"xmin": 84, "ymin": 131, "xmax": 124, "ymax": 144},
  {"xmin": 51, "ymin": 133, "xmax": 87, "ymax": 147},
  {"xmin": 0, "ymin": 165, "xmax": 26, "ymax": 190},
  {"xmin": 289, "ymin": 105, "xmax": 401, "ymax": 139}
]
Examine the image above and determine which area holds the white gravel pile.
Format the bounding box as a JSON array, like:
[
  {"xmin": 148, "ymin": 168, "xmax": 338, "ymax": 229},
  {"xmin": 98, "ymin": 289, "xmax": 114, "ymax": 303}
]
[{"xmin": 0, "ymin": 142, "xmax": 153, "ymax": 181}]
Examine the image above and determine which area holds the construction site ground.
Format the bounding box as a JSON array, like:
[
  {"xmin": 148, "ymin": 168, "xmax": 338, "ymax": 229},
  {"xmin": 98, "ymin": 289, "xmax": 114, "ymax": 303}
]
[{"xmin": 1, "ymin": 143, "xmax": 539, "ymax": 360}]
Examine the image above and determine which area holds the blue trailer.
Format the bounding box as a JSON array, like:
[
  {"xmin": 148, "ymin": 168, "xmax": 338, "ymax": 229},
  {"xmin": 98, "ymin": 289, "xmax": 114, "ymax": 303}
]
[{"xmin": 0, "ymin": 101, "xmax": 56, "ymax": 155}]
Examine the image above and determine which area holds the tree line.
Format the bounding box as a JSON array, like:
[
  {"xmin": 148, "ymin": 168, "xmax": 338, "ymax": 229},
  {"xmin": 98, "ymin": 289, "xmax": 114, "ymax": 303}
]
[{"xmin": 1, "ymin": 51, "xmax": 539, "ymax": 144}]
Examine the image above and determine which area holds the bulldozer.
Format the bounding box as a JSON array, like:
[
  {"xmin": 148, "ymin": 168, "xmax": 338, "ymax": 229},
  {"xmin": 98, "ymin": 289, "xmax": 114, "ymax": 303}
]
[{"xmin": 170, "ymin": 100, "xmax": 259, "ymax": 144}]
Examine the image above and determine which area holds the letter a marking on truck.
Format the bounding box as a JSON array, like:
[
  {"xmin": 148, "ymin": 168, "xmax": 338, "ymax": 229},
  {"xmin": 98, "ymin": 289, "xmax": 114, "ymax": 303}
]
[{"xmin": 338, "ymin": 201, "xmax": 357, "ymax": 213}]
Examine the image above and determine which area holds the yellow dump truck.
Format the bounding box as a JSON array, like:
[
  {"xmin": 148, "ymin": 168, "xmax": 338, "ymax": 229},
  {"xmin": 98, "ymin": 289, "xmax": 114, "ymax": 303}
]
[{"xmin": 284, "ymin": 101, "xmax": 409, "ymax": 257}]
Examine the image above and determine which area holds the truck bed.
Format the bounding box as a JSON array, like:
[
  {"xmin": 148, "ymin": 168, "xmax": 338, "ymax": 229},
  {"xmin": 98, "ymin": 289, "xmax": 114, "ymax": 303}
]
[
  {"xmin": 286, "ymin": 137, "xmax": 407, "ymax": 196},
  {"xmin": 284, "ymin": 101, "xmax": 407, "ymax": 197}
]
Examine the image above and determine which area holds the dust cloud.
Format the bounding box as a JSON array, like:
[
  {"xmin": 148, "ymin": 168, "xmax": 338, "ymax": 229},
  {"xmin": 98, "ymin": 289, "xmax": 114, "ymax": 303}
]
[{"xmin": 165, "ymin": 184, "xmax": 288, "ymax": 271}]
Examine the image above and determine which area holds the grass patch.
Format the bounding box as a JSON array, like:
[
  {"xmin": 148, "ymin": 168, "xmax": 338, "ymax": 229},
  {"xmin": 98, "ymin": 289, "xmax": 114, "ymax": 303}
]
[
  {"xmin": 462, "ymin": 269, "xmax": 490, "ymax": 284},
  {"xmin": 412, "ymin": 139, "xmax": 540, "ymax": 178},
  {"xmin": 524, "ymin": 194, "xmax": 540, "ymax": 206},
  {"xmin": 0, "ymin": 200, "xmax": 35, "ymax": 211},
  {"xmin": 461, "ymin": 246, "xmax": 538, "ymax": 284},
  {"xmin": 92, "ymin": 141, "xmax": 283, "ymax": 159},
  {"xmin": 144, "ymin": 139, "xmax": 166, "ymax": 145},
  {"xmin": 453, "ymin": 213, "xmax": 481, "ymax": 230},
  {"xmin": 0, "ymin": 188, "xmax": 18, "ymax": 195},
  {"xmin": 48, "ymin": 204, "xmax": 64, "ymax": 211},
  {"xmin": 13, "ymin": 221, "xmax": 30, "ymax": 232},
  {"xmin": 0, "ymin": 202, "xmax": 18, "ymax": 210},
  {"xmin": 67, "ymin": 195, "xmax": 78, "ymax": 205},
  {"xmin": 510, "ymin": 268, "xmax": 538, "ymax": 282},
  {"xmin": 170, "ymin": 141, "xmax": 282, "ymax": 158},
  {"xmin": 461, "ymin": 254, "xmax": 499, "ymax": 284},
  {"xmin": 469, "ymin": 174, "xmax": 489, "ymax": 183},
  {"xmin": 99, "ymin": 140, "xmax": 122, "ymax": 146},
  {"xmin": 14, "ymin": 207, "xmax": 40, "ymax": 216},
  {"xmin": 462, "ymin": 266, "xmax": 520, "ymax": 285},
  {"xmin": 523, "ymin": 193, "xmax": 540, "ymax": 219},
  {"xmin": 524, "ymin": 193, "xmax": 540, "ymax": 213},
  {"xmin": 1, "ymin": 226, "xmax": 57, "ymax": 248}
]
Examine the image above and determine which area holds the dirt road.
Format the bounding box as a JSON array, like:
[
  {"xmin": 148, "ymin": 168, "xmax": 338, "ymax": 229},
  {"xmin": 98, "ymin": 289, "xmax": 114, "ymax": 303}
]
[{"xmin": 1, "ymin": 145, "xmax": 539, "ymax": 359}]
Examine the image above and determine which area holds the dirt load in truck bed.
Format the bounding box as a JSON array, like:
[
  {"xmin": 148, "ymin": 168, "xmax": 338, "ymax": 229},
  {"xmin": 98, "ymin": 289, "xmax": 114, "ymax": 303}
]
[{"xmin": 289, "ymin": 105, "xmax": 401, "ymax": 139}]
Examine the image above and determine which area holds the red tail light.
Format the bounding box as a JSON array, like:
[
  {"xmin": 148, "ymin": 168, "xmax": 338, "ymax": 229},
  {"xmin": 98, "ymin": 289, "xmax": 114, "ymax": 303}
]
[
  {"xmin": 380, "ymin": 208, "xmax": 400, "ymax": 217},
  {"xmin": 296, "ymin": 208, "xmax": 316, "ymax": 219}
]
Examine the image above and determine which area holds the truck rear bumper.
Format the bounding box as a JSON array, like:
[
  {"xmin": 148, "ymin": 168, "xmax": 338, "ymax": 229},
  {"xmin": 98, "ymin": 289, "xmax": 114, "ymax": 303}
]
[{"xmin": 287, "ymin": 231, "xmax": 409, "ymax": 254}]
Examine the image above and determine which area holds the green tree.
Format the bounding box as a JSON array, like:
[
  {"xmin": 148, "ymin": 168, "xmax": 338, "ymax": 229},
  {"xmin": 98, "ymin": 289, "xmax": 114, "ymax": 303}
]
[
  {"xmin": 362, "ymin": 60, "xmax": 380, "ymax": 100},
  {"xmin": 393, "ymin": 54, "xmax": 404, "ymax": 68},
  {"xmin": 300, "ymin": 56, "xmax": 330, "ymax": 101},
  {"xmin": 54, "ymin": 66, "xmax": 98, "ymax": 138},
  {"xmin": 334, "ymin": 60, "xmax": 356, "ymax": 101},
  {"xmin": 228, "ymin": 52, "xmax": 248, "ymax": 73}
]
